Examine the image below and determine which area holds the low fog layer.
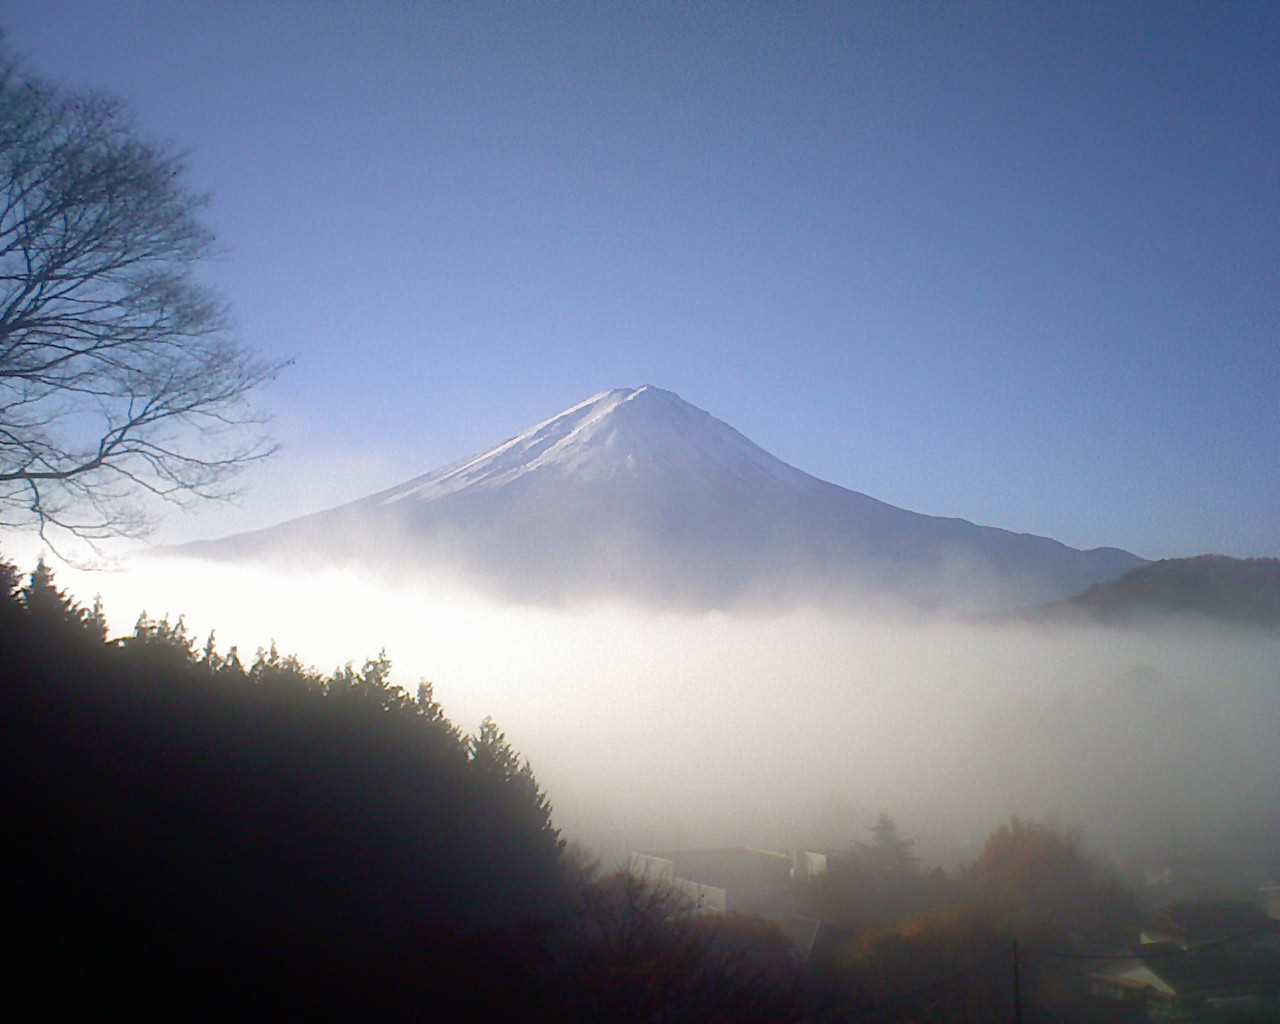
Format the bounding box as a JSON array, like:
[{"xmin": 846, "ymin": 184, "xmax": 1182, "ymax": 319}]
[{"xmin": 47, "ymin": 552, "xmax": 1280, "ymax": 869}]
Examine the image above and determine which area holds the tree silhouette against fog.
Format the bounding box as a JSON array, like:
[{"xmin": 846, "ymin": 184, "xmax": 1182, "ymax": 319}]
[
  {"xmin": 805, "ymin": 813, "xmax": 936, "ymax": 933},
  {"xmin": 20, "ymin": 553, "xmax": 106, "ymax": 640},
  {"xmin": 867, "ymin": 812, "xmax": 918, "ymax": 877},
  {"xmin": 0, "ymin": 555, "xmax": 573, "ymax": 1018},
  {"xmin": 962, "ymin": 815, "xmax": 1138, "ymax": 948},
  {"xmin": 0, "ymin": 42, "xmax": 285, "ymax": 547}
]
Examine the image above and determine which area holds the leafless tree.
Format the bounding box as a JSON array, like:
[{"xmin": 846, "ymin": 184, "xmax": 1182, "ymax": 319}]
[
  {"xmin": 0, "ymin": 44, "xmax": 286, "ymax": 550},
  {"xmin": 566, "ymin": 871, "xmax": 801, "ymax": 1021}
]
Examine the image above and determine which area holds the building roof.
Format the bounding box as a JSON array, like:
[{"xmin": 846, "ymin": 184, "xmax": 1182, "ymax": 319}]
[
  {"xmin": 1093, "ymin": 949, "xmax": 1280, "ymax": 998},
  {"xmin": 1147, "ymin": 900, "xmax": 1274, "ymax": 946},
  {"xmin": 639, "ymin": 846, "xmax": 793, "ymax": 892}
]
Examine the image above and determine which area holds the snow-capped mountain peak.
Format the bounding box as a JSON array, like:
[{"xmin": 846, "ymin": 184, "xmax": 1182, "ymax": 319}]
[
  {"xmin": 377, "ymin": 385, "xmax": 817, "ymax": 506},
  {"xmin": 179, "ymin": 385, "xmax": 1144, "ymax": 611}
]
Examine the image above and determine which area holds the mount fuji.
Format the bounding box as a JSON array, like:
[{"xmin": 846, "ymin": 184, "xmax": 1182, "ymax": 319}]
[{"xmin": 177, "ymin": 386, "xmax": 1144, "ymax": 611}]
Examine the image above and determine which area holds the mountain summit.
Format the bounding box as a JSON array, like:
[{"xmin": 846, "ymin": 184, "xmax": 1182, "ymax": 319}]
[
  {"xmin": 179, "ymin": 387, "xmax": 1143, "ymax": 610},
  {"xmin": 375, "ymin": 386, "xmax": 821, "ymax": 503}
]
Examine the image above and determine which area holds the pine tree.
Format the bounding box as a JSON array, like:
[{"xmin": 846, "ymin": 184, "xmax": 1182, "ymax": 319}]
[
  {"xmin": 469, "ymin": 717, "xmax": 560, "ymax": 851},
  {"xmin": 867, "ymin": 812, "xmax": 917, "ymax": 876},
  {"xmin": 21, "ymin": 557, "xmax": 96, "ymax": 637},
  {"xmin": 0, "ymin": 548, "xmax": 20, "ymax": 628},
  {"xmin": 85, "ymin": 595, "xmax": 109, "ymax": 644},
  {"xmin": 0, "ymin": 549, "xmax": 20, "ymax": 604}
]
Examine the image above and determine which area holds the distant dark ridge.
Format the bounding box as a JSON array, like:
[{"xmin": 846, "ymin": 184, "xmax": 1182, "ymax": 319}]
[{"xmin": 1036, "ymin": 555, "xmax": 1280, "ymax": 627}]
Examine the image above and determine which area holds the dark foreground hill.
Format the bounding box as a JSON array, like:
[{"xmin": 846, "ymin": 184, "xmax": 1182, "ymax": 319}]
[
  {"xmin": 174, "ymin": 386, "xmax": 1143, "ymax": 612},
  {"xmin": 1, "ymin": 565, "xmax": 568, "ymax": 1020},
  {"xmin": 1039, "ymin": 555, "xmax": 1280, "ymax": 627}
]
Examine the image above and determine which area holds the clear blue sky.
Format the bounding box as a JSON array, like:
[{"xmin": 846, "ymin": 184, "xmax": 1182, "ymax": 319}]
[{"xmin": 8, "ymin": 2, "xmax": 1277, "ymax": 557}]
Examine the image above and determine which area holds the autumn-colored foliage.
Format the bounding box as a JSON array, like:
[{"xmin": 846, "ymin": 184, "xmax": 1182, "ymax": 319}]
[{"xmin": 964, "ymin": 816, "xmax": 1138, "ymax": 947}]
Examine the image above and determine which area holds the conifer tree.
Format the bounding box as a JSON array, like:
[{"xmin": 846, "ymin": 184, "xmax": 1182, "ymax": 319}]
[
  {"xmin": 470, "ymin": 716, "xmax": 560, "ymax": 851},
  {"xmin": 21, "ymin": 556, "xmax": 95, "ymax": 636},
  {"xmin": 867, "ymin": 812, "xmax": 917, "ymax": 876},
  {"xmin": 0, "ymin": 548, "xmax": 19, "ymax": 606},
  {"xmin": 85, "ymin": 594, "xmax": 108, "ymax": 644}
]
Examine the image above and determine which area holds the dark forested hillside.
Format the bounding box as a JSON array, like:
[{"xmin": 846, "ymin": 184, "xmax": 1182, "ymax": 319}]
[
  {"xmin": 1, "ymin": 558, "xmax": 568, "ymax": 1020},
  {"xmin": 1039, "ymin": 555, "xmax": 1280, "ymax": 626}
]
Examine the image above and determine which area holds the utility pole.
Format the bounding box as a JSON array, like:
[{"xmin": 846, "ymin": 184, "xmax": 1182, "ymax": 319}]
[{"xmin": 1011, "ymin": 939, "xmax": 1023, "ymax": 1024}]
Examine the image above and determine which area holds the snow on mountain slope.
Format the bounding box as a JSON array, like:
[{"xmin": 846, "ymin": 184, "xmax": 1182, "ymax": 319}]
[
  {"xmin": 373, "ymin": 386, "xmax": 822, "ymax": 503},
  {"xmin": 176, "ymin": 386, "xmax": 1144, "ymax": 611}
]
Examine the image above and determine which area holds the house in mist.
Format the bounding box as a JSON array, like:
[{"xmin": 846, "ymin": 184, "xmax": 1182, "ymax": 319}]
[
  {"xmin": 1088, "ymin": 946, "xmax": 1280, "ymax": 1016},
  {"xmin": 628, "ymin": 846, "xmax": 828, "ymax": 918},
  {"xmin": 1135, "ymin": 844, "xmax": 1277, "ymax": 906},
  {"xmin": 1089, "ymin": 901, "xmax": 1280, "ymax": 1016},
  {"xmin": 1261, "ymin": 885, "xmax": 1280, "ymax": 921},
  {"xmin": 628, "ymin": 846, "xmax": 848, "ymax": 962},
  {"xmin": 792, "ymin": 848, "xmax": 829, "ymax": 881},
  {"xmin": 1139, "ymin": 900, "xmax": 1276, "ymax": 950}
]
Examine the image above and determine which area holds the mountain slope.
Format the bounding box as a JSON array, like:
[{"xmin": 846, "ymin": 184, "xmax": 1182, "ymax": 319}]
[
  {"xmin": 176, "ymin": 386, "xmax": 1143, "ymax": 610},
  {"xmin": 1038, "ymin": 555, "xmax": 1280, "ymax": 626}
]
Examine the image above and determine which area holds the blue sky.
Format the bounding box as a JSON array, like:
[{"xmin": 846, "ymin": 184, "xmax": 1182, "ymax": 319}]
[{"xmin": 8, "ymin": 2, "xmax": 1277, "ymax": 557}]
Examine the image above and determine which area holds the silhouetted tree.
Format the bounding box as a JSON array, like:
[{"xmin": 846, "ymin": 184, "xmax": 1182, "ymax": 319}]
[
  {"xmin": 242, "ymin": 639, "xmax": 322, "ymax": 698},
  {"xmin": 414, "ymin": 679, "xmax": 464, "ymax": 759},
  {"xmin": 0, "ymin": 546, "xmax": 19, "ymax": 629},
  {"xmin": 0, "ymin": 41, "xmax": 285, "ymax": 545},
  {"xmin": 963, "ymin": 816, "xmax": 1138, "ymax": 948},
  {"xmin": 565, "ymin": 871, "xmax": 801, "ymax": 1021},
  {"xmin": 22, "ymin": 556, "xmax": 72, "ymax": 618},
  {"xmin": 866, "ymin": 812, "xmax": 918, "ymax": 876},
  {"xmin": 84, "ymin": 593, "xmax": 108, "ymax": 643},
  {"xmin": 325, "ymin": 649, "xmax": 417, "ymax": 712},
  {"xmin": 0, "ymin": 574, "xmax": 574, "ymax": 1019},
  {"xmin": 470, "ymin": 715, "xmax": 561, "ymax": 853},
  {"xmin": 19, "ymin": 555, "xmax": 103, "ymax": 642},
  {"xmin": 808, "ymin": 813, "xmax": 938, "ymax": 933}
]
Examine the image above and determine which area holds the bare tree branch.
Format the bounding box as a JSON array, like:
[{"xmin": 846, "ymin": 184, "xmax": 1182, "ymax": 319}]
[{"xmin": 0, "ymin": 44, "xmax": 288, "ymax": 549}]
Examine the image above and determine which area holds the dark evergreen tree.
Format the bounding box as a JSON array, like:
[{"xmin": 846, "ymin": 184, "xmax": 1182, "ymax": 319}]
[
  {"xmin": 84, "ymin": 593, "xmax": 108, "ymax": 644},
  {"xmin": 0, "ymin": 548, "xmax": 19, "ymax": 604},
  {"xmin": 22, "ymin": 556, "xmax": 77, "ymax": 622},
  {"xmin": 867, "ymin": 812, "xmax": 917, "ymax": 876},
  {"xmin": 19, "ymin": 556, "xmax": 103, "ymax": 643},
  {"xmin": 0, "ymin": 576, "xmax": 572, "ymax": 1020},
  {"xmin": 470, "ymin": 715, "xmax": 562, "ymax": 858}
]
